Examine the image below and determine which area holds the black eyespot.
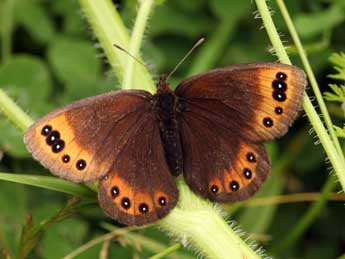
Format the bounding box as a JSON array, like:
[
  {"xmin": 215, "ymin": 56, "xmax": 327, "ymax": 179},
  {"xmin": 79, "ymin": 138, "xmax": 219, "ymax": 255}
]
[
  {"xmin": 62, "ymin": 155, "xmax": 70, "ymax": 163},
  {"xmin": 46, "ymin": 131, "xmax": 60, "ymax": 145},
  {"xmin": 263, "ymin": 117, "xmax": 273, "ymax": 127},
  {"xmin": 41, "ymin": 125, "xmax": 52, "ymax": 136},
  {"xmin": 275, "ymin": 106, "xmax": 283, "ymax": 115},
  {"xmin": 276, "ymin": 72, "xmax": 287, "ymax": 81},
  {"xmin": 272, "ymin": 80, "xmax": 287, "ymax": 91},
  {"xmin": 230, "ymin": 181, "xmax": 240, "ymax": 191},
  {"xmin": 246, "ymin": 152, "xmax": 256, "ymax": 163},
  {"xmin": 210, "ymin": 185, "xmax": 219, "ymax": 194},
  {"xmin": 158, "ymin": 197, "xmax": 167, "ymax": 206},
  {"xmin": 110, "ymin": 186, "xmax": 119, "ymax": 198},
  {"xmin": 139, "ymin": 203, "xmax": 149, "ymax": 213},
  {"xmin": 52, "ymin": 140, "xmax": 65, "ymax": 153},
  {"xmin": 243, "ymin": 168, "xmax": 252, "ymax": 179},
  {"xmin": 121, "ymin": 197, "xmax": 131, "ymax": 209},
  {"xmin": 76, "ymin": 159, "xmax": 86, "ymax": 170},
  {"xmin": 273, "ymin": 91, "xmax": 287, "ymax": 102}
]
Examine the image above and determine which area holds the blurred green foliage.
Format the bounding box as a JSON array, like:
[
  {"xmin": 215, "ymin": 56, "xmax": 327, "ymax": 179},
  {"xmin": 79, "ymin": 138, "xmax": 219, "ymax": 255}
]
[{"xmin": 0, "ymin": 0, "xmax": 344, "ymax": 258}]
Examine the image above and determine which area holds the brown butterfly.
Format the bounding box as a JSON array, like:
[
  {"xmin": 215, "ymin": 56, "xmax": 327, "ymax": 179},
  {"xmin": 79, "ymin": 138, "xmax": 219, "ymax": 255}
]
[{"xmin": 24, "ymin": 62, "xmax": 306, "ymax": 226}]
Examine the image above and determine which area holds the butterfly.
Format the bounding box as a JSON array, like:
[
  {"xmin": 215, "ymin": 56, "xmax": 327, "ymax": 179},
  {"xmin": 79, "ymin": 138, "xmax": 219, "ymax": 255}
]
[{"xmin": 24, "ymin": 62, "xmax": 306, "ymax": 226}]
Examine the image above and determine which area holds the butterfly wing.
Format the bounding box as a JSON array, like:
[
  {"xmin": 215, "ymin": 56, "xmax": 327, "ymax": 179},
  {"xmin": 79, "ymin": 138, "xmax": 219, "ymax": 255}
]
[
  {"xmin": 179, "ymin": 110, "xmax": 270, "ymax": 201},
  {"xmin": 176, "ymin": 63, "xmax": 306, "ymax": 201},
  {"xmin": 98, "ymin": 112, "xmax": 178, "ymax": 226},
  {"xmin": 176, "ymin": 62, "xmax": 306, "ymax": 142},
  {"xmin": 24, "ymin": 90, "xmax": 153, "ymax": 183}
]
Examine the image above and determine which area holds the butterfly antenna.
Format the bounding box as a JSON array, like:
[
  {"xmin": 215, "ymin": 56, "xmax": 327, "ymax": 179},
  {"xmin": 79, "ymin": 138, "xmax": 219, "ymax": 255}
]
[
  {"xmin": 166, "ymin": 38, "xmax": 205, "ymax": 81},
  {"xmin": 113, "ymin": 43, "xmax": 146, "ymax": 68}
]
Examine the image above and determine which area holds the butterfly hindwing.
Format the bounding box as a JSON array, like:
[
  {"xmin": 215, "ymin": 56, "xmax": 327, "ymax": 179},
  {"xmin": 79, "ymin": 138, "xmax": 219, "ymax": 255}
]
[
  {"xmin": 176, "ymin": 62, "xmax": 306, "ymax": 142},
  {"xmin": 24, "ymin": 90, "xmax": 151, "ymax": 183},
  {"xmin": 180, "ymin": 110, "xmax": 270, "ymax": 202},
  {"xmin": 98, "ymin": 113, "xmax": 178, "ymax": 226}
]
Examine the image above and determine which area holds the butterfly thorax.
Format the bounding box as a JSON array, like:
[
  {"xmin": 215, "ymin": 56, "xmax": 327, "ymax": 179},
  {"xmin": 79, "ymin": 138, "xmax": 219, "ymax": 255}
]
[{"xmin": 154, "ymin": 78, "xmax": 184, "ymax": 176}]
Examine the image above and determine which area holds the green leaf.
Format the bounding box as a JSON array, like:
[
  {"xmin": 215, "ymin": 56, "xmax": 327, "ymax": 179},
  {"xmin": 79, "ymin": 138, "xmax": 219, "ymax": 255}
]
[
  {"xmin": 14, "ymin": 1, "xmax": 55, "ymax": 43},
  {"xmin": 209, "ymin": 0, "xmax": 250, "ymax": 20},
  {"xmin": 17, "ymin": 198, "xmax": 89, "ymax": 259},
  {"xmin": 294, "ymin": 4, "xmax": 345, "ymax": 39},
  {"xmin": 0, "ymin": 55, "xmax": 52, "ymax": 157},
  {"xmin": 150, "ymin": 4, "xmax": 213, "ymax": 38},
  {"xmin": 51, "ymin": 0, "xmax": 87, "ymax": 36},
  {"xmin": 47, "ymin": 38, "xmax": 102, "ymax": 97},
  {"xmin": 0, "ymin": 55, "xmax": 52, "ymax": 111},
  {"xmin": 41, "ymin": 217, "xmax": 90, "ymax": 259},
  {"xmin": 0, "ymin": 173, "xmax": 96, "ymax": 199},
  {"xmin": 324, "ymin": 84, "xmax": 345, "ymax": 102},
  {"xmin": 0, "ymin": 182, "xmax": 28, "ymax": 256}
]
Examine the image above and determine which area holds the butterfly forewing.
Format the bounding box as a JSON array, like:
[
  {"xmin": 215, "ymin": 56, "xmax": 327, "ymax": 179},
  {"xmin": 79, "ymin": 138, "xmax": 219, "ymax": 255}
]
[
  {"xmin": 98, "ymin": 113, "xmax": 178, "ymax": 226},
  {"xmin": 24, "ymin": 90, "xmax": 152, "ymax": 183},
  {"xmin": 176, "ymin": 62, "xmax": 306, "ymax": 142}
]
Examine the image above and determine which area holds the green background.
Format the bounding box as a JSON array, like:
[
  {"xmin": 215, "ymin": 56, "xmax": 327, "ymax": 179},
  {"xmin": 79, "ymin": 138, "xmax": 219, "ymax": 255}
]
[{"xmin": 0, "ymin": 0, "xmax": 345, "ymax": 258}]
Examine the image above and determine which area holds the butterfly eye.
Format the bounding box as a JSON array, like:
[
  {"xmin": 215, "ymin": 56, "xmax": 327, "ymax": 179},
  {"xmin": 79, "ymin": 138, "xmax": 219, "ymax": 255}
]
[
  {"xmin": 243, "ymin": 168, "xmax": 252, "ymax": 179},
  {"xmin": 229, "ymin": 181, "xmax": 240, "ymax": 191}
]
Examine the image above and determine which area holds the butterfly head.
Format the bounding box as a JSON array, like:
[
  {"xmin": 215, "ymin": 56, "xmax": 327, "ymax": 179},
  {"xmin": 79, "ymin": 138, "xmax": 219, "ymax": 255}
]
[{"xmin": 157, "ymin": 75, "xmax": 172, "ymax": 94}]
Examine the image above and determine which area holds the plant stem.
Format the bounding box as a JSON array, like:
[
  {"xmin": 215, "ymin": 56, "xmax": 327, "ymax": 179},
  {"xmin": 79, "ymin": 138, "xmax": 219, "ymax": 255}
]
[
  {"xmin": 159, "ymin": 179, "xmax": 261, "ymax": 259},
  {"xmin": 101, "ymin": 223, "xmax": 190, "ymax": 259},
  {"xmin": 78, "ymin": 0, "xmax": 155, "ymax": 92},
  {"xmin": 0, "ymin": 89, "xmax": 33, "ymax": 131},
  {"xmin": 255, "ymin": 0, "xmax": 345, "ymax": 191},
  {"xmin": 122, "ymin": 0, "xmax": 154, "ymax": 92},
  {"xmin": 0, "ymin": 172, "xmax": 95, "ymax": 199},
  {"xmin": 276, "ymin": 0, "xmax": 345, "ymax": 165},
  {"xmin": 148, "ymin": 243, "xmax": 182, "ymax": 259}
]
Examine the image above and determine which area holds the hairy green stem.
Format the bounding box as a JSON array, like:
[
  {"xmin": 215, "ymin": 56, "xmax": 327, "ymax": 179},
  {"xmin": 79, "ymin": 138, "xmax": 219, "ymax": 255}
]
[
  {"xmin": 0, "ymin": 89, "xmax": 33, "ymax": 131},
  {"xmin": 79, "ymin": 0, "xmax": 154, "ymax": 91},
  {"xmin": 255, "ymin": 0, "xmax": 345, "ymax": 191},
  {"xmin": 159, "ymin": 179, "xmax": 261, "ymax": 259},
  {"xmin": 276, "ymin": 0, "xmax": 345, "ymax": 165},
  {"xmin": 122, "ymin": 0, "xmax": 154, "ymax": 92}
]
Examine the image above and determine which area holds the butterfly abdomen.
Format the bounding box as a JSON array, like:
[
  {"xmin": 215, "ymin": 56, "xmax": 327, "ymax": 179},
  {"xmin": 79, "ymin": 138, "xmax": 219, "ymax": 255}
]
[{"xmin": 155, "ymin": 92, "xmax": 183, "ymax": 176}]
